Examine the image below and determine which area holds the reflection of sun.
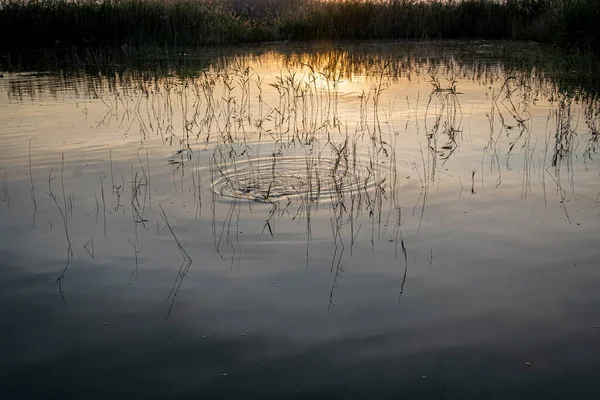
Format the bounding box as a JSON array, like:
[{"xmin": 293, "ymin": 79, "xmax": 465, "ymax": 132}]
[
  {"xmin": 248, "ymin": 47, "xmax": 358, "ymax": 78},
  {"xmin": 246, "ymin": 47, "xmax": 368, "ymax": 96}
]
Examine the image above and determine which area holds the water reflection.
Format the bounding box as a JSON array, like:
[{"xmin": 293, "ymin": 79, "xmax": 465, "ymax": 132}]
[{"xmin": 1, "ymin": 40, "xmax": 600, "ymax": 399}]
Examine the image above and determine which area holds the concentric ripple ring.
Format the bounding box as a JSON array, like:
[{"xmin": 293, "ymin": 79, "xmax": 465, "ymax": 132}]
[{"xmin": 211, "ymin": 155, "xmax": 388, "ymax": 202}]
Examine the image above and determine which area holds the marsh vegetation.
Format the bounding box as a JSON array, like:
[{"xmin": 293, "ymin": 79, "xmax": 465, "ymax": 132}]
[{"xmin": 0, "ymin": 0, "xmax": 599, "ymax": 52}]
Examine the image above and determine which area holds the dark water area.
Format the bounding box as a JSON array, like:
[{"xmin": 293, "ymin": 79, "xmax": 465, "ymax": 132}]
[{"xmin": 1, "ymin": 40, "xmax": 600, "ymax": 399}]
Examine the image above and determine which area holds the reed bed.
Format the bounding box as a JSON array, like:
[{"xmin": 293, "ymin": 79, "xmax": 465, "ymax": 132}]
[{"xmin": 0, "ymin": 0, "xmax": 598, "ymax": 52}]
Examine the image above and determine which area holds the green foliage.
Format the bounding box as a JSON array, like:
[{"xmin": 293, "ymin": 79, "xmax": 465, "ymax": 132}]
[{"xmin": 0, "ymin": 0, "xmax": 598, "ymax": 52}]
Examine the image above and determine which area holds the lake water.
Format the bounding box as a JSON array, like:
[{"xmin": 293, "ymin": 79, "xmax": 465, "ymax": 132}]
[{"xmin": 1, "ymin": 41, "xmax": 599, "ymax": 399}]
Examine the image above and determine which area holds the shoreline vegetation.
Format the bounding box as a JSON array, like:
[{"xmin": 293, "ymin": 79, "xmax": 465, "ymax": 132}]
[{"xmin": 0, "ymin": 0, "xmax": 598, "ymax": 53}]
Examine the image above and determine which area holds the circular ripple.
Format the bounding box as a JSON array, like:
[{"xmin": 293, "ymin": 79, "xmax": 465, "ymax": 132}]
[{"xmin": 211, "ymin": 155, "xmax": 386, "ymax": 202}]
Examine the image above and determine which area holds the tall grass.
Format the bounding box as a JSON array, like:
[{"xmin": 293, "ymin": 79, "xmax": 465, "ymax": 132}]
[{"xmin": 0, "ymin": 0, "xmax": 598, "ymax": 52}]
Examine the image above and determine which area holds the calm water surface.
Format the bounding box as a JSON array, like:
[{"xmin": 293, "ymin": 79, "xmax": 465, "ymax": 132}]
[{"xmin": 1, "ymin": 41, "xmax": 600, "ymax": 399}]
